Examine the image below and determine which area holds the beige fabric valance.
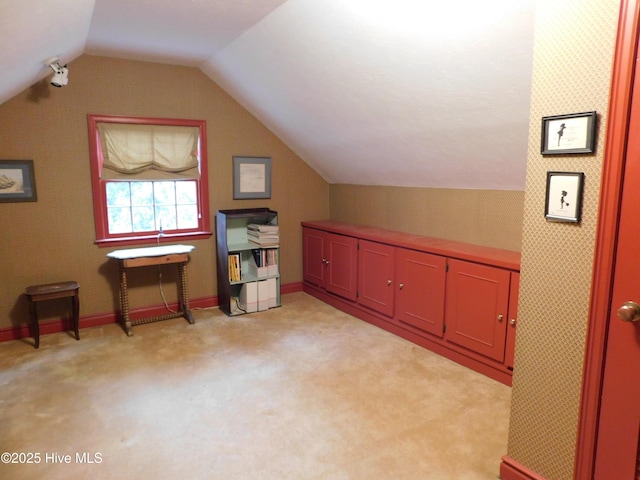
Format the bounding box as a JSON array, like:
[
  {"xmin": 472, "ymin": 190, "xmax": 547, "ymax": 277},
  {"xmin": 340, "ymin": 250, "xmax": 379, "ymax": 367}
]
[{"xmin": 98, "ymin": 123, "xmax": 200, "ymax": 180}]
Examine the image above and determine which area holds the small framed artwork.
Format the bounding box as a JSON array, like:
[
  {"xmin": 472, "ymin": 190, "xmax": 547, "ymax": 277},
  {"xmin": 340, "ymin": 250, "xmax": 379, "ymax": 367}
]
[
  {"xmin": 545, "ymin": 171, "xmax": 585, "ymax": 223},
  {"xmin": 232, "ymin": 156, "xmax": 272, "ymax": 200},
  {"xmin": 541, "ymin": 111, "xmax": 597, "ymax": 155},
  {"xmin": 0, "ymin": 159, "xmax": 37, "ymax": 203}
]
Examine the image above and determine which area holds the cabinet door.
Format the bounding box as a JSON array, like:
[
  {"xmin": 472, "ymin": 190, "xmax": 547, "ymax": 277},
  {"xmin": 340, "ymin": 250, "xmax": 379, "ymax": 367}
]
[
  {"xmin": 395, "ymin": 249, "xmax": 446, "ymax": 337},
  {"xmin": 505, "ymin": 272, "xmax": 519, "ymax": 370},
  {"xmin": 358, "ymin": 240, "xmax": 395, "ymax": 317},
  {"xmin": 325, "ymin": 233, "xmax": 358, "ymax": 301},
  {"xmin": 445, "ymin": 259, "xmax": 510, "ymax": 362},
  {"xmin": 302, "ymin": 227, "xmax": 326, "ymax": 287}
]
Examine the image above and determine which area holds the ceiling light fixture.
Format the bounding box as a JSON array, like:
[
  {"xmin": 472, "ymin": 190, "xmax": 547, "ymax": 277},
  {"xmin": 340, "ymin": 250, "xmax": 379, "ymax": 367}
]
[{"xmin": 46, "ymin": 57, "xmax": 69, "ymax": 87}]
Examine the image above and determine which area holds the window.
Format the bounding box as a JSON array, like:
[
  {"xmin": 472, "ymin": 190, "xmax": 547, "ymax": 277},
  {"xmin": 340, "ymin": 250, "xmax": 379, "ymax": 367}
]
[{"xmin": 88, "ymin": 114, "xmax": 211, "ymax": 247}]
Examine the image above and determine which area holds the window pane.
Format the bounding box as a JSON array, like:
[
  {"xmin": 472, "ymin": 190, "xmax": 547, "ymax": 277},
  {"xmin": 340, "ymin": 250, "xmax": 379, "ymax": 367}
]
[
  {"xmin": 131, "ymin": 182, "xmax": 153, "ymax": 205},
  {"xmin": 108, "ymin": 207, "xmax": 133, "ymax": 233},
  {"xmin": 154, "ymin": 181, "xmax": 176, "ymax": 205},
  {"xmin": 103, "ymin": 179, "xmax": 201, "ymax": 236},
  {"xmin": 106, "ymin": 182, "xmax": 131, "ymax": 207},
  {"xmin": 132, "ymin": 206, "xmax": 155, "ymax": 232},
  {"xmin": 156, "ymin": 206, "xmax": 176, "ymax": 230},
  {"xmin": 177, "ymin": 205, "xmax": 199, "ymax": 229},
  {"xmin": 176, "ymin": 181, "xmax": 197, "ymax": 204}
]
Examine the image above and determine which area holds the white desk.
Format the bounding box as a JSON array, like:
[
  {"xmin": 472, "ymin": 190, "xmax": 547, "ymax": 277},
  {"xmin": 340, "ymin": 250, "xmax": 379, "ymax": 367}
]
[{"xmin": 107, "ymin": 245, "xmax": 195, "ymax": 336}]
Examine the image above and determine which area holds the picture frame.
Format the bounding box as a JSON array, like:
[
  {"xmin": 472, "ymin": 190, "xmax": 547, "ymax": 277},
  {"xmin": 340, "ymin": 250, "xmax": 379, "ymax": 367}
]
[
  {"xmin": 232, "ymin": 156, "xmax": 272, "ymax": 200},
  {"xmin": 0, "ymin": 159, "xmax": 37, "ymax": 203},
  {"xmin": 541, "ymin": 111, "xmax": 597, "ymax": 155},
  {"xmin": 545, "ymin": 171, "xmax": 584, "ymax": 223}
]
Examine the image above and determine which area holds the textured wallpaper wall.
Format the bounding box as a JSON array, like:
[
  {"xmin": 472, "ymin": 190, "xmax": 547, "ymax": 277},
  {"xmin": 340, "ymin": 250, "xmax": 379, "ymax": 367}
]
[
  {"xmin": 0, "ymin": 55, "xmax": 329, "ymax": 331},
  {"xmin": 329, "ymin": 185, "xmax": 524, "ymax": 252},
  {"xmin": 506, "ymin": 1, "xmax": 620, "ymax": 479}
]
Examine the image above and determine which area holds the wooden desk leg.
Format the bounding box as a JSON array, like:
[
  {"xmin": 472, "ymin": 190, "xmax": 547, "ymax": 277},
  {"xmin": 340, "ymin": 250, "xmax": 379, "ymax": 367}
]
[
  {"xmin": 28, "ymin": 298, "xmax": 39, "ymax": 349},
  {"xmin": 119, "ymin": 263, "xmax": 134, "ymax": 336},
  {"xmin": 179, "ymin": 262, "xmax": 195, "ymax": 324},
  {"xmin": 72, "ymin": 290, "xmax": 80, "ymax": 341}
]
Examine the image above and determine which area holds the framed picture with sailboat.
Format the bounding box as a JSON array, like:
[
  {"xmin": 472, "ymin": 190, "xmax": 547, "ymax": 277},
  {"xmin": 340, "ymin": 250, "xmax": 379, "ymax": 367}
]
[{"xmin": 0, "ymin": 159, "xmax": 37, "ymax": 203}]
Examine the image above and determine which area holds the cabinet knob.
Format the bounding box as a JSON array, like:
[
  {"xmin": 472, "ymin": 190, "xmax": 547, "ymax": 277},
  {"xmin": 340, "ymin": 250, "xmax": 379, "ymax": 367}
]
[
  {"xmin": 399, "ymin": 283, "xmax": 404, "ymax": 289},
  {"xmin": 387, "ymin": 280, "xmax": 392, "ymax": 286},
  {"xmin": 509, "ymin": 318, "xmax": 517, "ymax": 326},
  {"xmin": 497, "ymin": 314, "xmax": 504, "ymax": 322}
]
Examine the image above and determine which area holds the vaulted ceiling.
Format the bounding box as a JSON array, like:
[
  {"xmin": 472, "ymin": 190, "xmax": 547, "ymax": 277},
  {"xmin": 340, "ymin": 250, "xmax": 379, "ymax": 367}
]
[{"xmin": 0, "ymin": 0, "xmax": 535, "ymax": 190}]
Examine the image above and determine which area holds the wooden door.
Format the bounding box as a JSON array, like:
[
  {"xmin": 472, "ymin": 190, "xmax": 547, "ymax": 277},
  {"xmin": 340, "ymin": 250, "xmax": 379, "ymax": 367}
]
[
  {"xmin": 358, "ymin": 240, "xmax": 395, "ymax": 317},
  {"xmin": 325, "ymin": 232, "xmax": 358, "ymax": 302},
  {"xmin": 504, "ymin": 272, "xmax": 519, "ymax": 371},
  {"xmin": 593, "ymin": 28, "xmax": 640, "ymax": 477},
  {"xmin": 395, "ymin": 248, "xmax": 446, "ymax": 337},
  {"xmin": 302, "ymin": 227, "xmax": 326, "ymax": 288},
  {"xmin": 444, "ymin": 259, "xmax": 510, "ymax": 362}
]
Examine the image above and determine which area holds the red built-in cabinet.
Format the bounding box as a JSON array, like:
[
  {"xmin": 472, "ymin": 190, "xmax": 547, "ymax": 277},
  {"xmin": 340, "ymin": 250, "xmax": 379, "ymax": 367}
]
[
  {"xmin": 303, "ymin": 229, "xmax": 358, "ymax": 302},
  {"xmin": 302, "ymin": 221, "xmax": 520, "ymax": 386},
  {"xmin": 395, "ymin": 249, "xmax": 447, "ymax": 338},
  {"xmin": 505, "ymin": 272, "xmax": 519, "ymax": 371},
  {"xmin": 357, "ymin": 240, "xmax": 447, "ymax": 338},
  {"xmin": 444, "ymin": 259, "xmax": 511, "ymax": 363},
  {"xmin": 358, "ymin": 240, "xmax": 395, "ymax": 317}
]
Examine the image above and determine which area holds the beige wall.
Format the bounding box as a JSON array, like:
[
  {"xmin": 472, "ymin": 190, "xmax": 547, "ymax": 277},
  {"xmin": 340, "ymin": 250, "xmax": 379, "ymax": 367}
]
[
  {"xmin": 329, "ymin": 184, "xmax": 524, "ymax": 251},
  {"xmin": 0, "ymin": 55, "xmax": 328, "ymax": 331},
  {"xmin": 507, "ymin": 1, "xmax": 619, "ymax": 479}
]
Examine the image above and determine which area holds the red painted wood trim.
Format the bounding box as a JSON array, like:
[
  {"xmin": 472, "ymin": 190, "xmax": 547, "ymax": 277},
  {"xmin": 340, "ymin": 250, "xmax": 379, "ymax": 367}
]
[
  {"xmin": 301, "ymin": 220, "xmax": 521, "ymax": 271},
  {"xmin": 87, "ymin": 114, "xmax": 212, "ymax": 248},
  {"xmin": 303, "ymin": 282, "xmax": 513, "ymax": 386},
  {"xmin": 500, "ymin": 456, "xmax": 548, "ymax": 480},
  {"xmin": 0, "ymin": 283, "xmax": 303, "ymax": 343},
  {"xmin": 281, "ymin": 282, "xmax": 304, "ymax": 294},
  {"xmin": 575, "ymin": 1, "xmax": 639, "ymax": 478}
]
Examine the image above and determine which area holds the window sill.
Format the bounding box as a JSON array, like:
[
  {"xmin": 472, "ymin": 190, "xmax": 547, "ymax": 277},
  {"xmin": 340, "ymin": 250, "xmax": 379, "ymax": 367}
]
[{"xmin": 95, "ymin": 231, "xmax": 212, "ymax": 249}]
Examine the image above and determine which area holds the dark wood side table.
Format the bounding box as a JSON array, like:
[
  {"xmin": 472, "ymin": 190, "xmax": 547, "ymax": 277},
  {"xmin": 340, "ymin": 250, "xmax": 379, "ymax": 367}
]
[
  {"xmin": 106, "ymin": 245, "xmax": 195, "ymax": 336},
  {"xmin": 25, "ymin": 281, "xmax": 80, "ymax": 349}
]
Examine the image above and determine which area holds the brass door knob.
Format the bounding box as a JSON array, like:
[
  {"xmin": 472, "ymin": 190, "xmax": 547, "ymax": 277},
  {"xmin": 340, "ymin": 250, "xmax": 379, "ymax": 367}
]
[{"xmin": 617, "ymin": 301, "xmax": 640, "ymax": 322}]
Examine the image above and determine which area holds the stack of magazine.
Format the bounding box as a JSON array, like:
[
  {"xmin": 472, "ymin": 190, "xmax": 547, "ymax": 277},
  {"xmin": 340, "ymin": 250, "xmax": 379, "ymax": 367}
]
[{"xmin": 247, "ymin": 223, "xmax": 279, "ymax": 246}]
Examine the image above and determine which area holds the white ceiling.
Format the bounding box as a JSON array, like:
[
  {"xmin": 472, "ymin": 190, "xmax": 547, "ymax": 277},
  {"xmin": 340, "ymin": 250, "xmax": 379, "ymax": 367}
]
[{"xmin": 0, "ymin": 0, "xmax": 535, "ymax": 190}]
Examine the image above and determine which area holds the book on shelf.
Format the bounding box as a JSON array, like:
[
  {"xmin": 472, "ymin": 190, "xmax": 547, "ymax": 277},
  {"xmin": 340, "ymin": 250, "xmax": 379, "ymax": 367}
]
[
  {"xmin": 248, "ymin": 230, "xmax": 278, "ymax": 236},
  {"xmin": 251, "ymin": 249, "xmax": 262, "ymax": 266},
  {"xmin": 228, "ymin": 253, "xmax": 241, "ymax": 282},
  {"xmin": 248, "ymin": 236, "xmax": 279, "ymax": 246},
  {"xmin": 247, "ymin": 223, "xmax": 279, "ymax": 233},
  {"xmin": 247, "ymin": 223, "xmax": 279, "ymax": 246},
  {"xmin": 247, "ymin": 229, "xmax": 279, "ymax": 238},
  {"xmin": 248, "ymin": 248, "xmax": 278, "ymax": 278},
  {"xmin": 251, "ymin": 248, "xmax": 278, "ymax": 267}
]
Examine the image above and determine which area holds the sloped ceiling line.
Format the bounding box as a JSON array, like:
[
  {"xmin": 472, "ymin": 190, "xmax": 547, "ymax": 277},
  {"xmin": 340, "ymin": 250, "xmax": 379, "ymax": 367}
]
[{"xmin": 0, "ymin": 0, "xmax": 535, "ymax": 190}]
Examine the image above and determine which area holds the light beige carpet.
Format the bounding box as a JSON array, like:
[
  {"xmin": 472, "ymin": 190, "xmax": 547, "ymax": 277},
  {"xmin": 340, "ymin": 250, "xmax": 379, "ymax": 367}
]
[{"xmin": 0, "ymin": 292, "xmax": 510, "ymax": 479}]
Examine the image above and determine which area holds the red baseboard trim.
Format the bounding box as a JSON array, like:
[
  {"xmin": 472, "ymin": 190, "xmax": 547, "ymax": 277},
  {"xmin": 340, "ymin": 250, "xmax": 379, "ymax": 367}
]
[
  {"xmin": 0, "ymin": 283, "xmax": 303, "ymax": 344},
  {"xmin": 500, "ymin": 456, "xmax": 547, "ymax": 480},
  {"xmin": 303, "ymin": 283, "xmax": 513, "ymax": 386},
  {"xmin": 281, "ymin": 282, "xmax": 303, "ymax": 294}
]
